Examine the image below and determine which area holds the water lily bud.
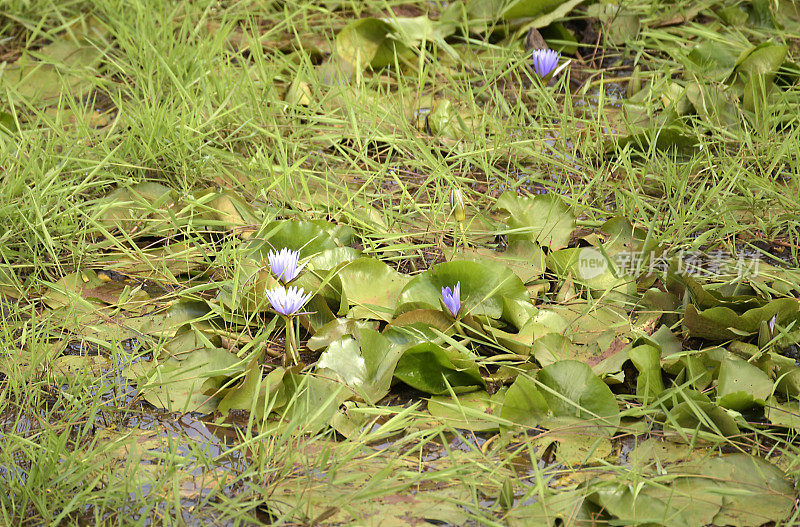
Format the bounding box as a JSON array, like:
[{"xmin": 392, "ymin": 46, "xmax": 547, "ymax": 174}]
[
  {"xmin": 442, "ymin": 282, "xmax": 461, "ymax": 317},
  {"xmin": 451, "ymin": 189, "xmax": 466, "ymax": 222},
  {"xmin": 627, "ymin": 66, "xmax": 642, "ymax": 98},
  {"xmin": 531, "ymin": 49, "xmax": 560, "ymax": 78}
]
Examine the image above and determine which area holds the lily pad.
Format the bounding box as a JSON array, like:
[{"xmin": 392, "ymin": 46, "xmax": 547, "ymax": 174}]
[
  {"xmin": 127, "ymin": 348, "xmax": 244, "ymax": 413},
  {"xmin": 428, "ymin": 389, "xmax": 508, "ymax": 431},
  {"xmin": 500, "ymin": 373, "xmax": 549, "ymax": 428},
  {"xmin": 393, "ymin": 341, "xmax": 484, "ymax": 395},
  {"xmin": 335, "ymin": 18, "xmax": 410, "ymax": 70},
  {"xmin": 495, "ymin": 192, "xmax": 575, "ymax": 250},
  {"xmin": 316, "ymin": 328, "xmax": 404, "ymax": 403},
  {"xmin": 537, "ymin": 360, "xmax": 620, "ymax": 434},
  {"xmin": 716, "ymin": 357, "xmax": 773, "ymax": 410},
  {"xmin": 334, "ymin": 258, "xmax": 409, "ymax": 321},
  {"xmin": 684, "ymin": 298, "xmax": 799, "ymax": 340},
  {"xmin": 628, "ymin": 344, "xmax": 664, "ymax": 403},
  {"xmin": 395, "ymin": 260, "xmax": 531, "ymax": 328}
]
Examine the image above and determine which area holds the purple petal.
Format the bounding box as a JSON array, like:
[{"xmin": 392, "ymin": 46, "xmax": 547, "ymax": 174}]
[{"xmin": 532, "ymin": 49, "xmax": 560, "ymax": 77}]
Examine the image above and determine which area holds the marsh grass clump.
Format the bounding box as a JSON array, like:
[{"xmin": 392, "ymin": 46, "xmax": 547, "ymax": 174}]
[{"xmin": 1, "ymin": 0, "xmax": 800, "ymax": 524}]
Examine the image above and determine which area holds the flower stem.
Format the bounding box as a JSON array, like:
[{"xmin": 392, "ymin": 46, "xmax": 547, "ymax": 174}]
[
  {"xmin": 283, "ymin": 315, "xmax": 299, "ymax": 366},
  {"xmin": 454, "ymin": 221, "xmax": 467, "ymax": 250},
  {"xmin": 454, "ymin": 317, "xmax": 466, "ymax": 337}
]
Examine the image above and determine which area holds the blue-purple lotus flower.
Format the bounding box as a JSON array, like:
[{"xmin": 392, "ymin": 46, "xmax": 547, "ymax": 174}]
[
  {"xmin": 532, "ymin": 49, "xmax": 560, "ymax": 77},
  {"xmin": 266, "ymin": 285, "xmax": 312, "ymax": 316},
  {"xmin": 268, "ymin": 248, "xmax": 305, "ymax": 283},
  {"xmin": 442, "ymin": 282, "xmax": 461, "ymax": 317}
]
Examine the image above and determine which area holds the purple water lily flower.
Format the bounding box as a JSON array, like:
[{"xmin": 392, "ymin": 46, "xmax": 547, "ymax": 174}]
[
  {"xmin": 266, "ymin": 285, "xmax": 312, "ymax": 316},
  {"xmin": 532, "ymin": 49, "xmax": 560, "ymax": 77},
  {"xmin": 268, "ymin": 248, "xmax": 305, "ymax": 283},
  {"xmin": 442, "ymin": 282, "xmax": 461, "ymax": 317}
]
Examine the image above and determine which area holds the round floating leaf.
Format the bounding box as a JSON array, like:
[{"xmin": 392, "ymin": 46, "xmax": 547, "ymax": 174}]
[
  {"xmin": 495, "ymin": 191, "xmax": 575, "ymax": 250},
  {"xmin": 428, "ymin": 389, "xmax": 508, "ymax": 431},
  {"xmin": 589, "ymin": 477, "xmax": 722, "ymax": 527},
  {"xmin": 395, "ymin": 260, "xmax": 531, "ymax": 327},
  {"xmin": 316, "ymin": 328, "xmax": 404, "ymax": 403},
  {"xmin": 276, "ymin": 373, "xmax": 350, "ymax": 435},
  {"xmin": 735, "ymin": 42, "xmax": 788, "ymax": 78},
  {"xmin": 393, "ymin": 342, "xmax": 484, "ymax": 395},
  {"xmin": 505, "ymin": 490, "xmax": 596, "ymax": 526},
  {"xmin": 382, "ymin": 321, "xmax": 444, "ymax": 349},
  {"xmin": 99, "ymin": 182, "xmax": 180, "ymax": 237},
  {"xmin": 546, "ymin": 247, "xmax": 634, "ymax": 296},
  {"xmin": 217, "ymin": 362, "xmax": 287, "ymax": 420},
  {"xmin": 685, "ymin": 454, "xmax": 796, "ymax": 526},
  {"xmin": 390, "ymin": 309, "xmax": 454, "ymax": 333},
  {"xmin": 537, "ymin": 360, "xmax": 620, "ymax": 433},
  {"xmin": 1, "ymin": 37, "xmax": 104, "ymax": 103},
  {"xmin": 191, "ymin": 189, "xmax": 260, "ymax": 234},
  {"xmin": 445, "ymin": 239, "xmax": 545, "ymax": 284},
  {"xmin": 717, "ymin": 357, "xmax": 773, "ymax": 410},
  {"xmin": 127, "ymin": 348, "xmax": 244, "ymax": 413},
  {"xmin": 533, "ymin": 428, "xmax": 613, "ymax": 467},
  {"xmin": 687, "ymin": 39, "xmax": 740, "ymax": 81},
  {"xmin": 628, "ymin": 344, "xmax": 664, "ymax": 403},
  {"xmin": 532, "ymin": 333, "xmax": 583, "ymax": 366},
  {"xmin": 468, "ymin": 0, "xmax": 587, "ymax": 24},
  {"xmin": 267, "ymin": 219, "xmax": 351, "ymax": 249},
  {"xmin": 306, "ymin": 318, "xmax": 378, "ymax": 351},
  {"xmin": 627, "ymin": 438, "xmax": 704, "ymax": 472},
  {"xmin": 684, "ymin": 298, "xmax": 800, "ymax": 340},
  {"xmin": 335, "ymin": 18, "xmax": 411, "ymax": 70},
  {"xmin": 500, "ymin": 373, "xmax": 548, "ymax": 428},
  {"xmin": 612, "ymin": 125, "xmax": 699, "ymax": 154},
  {"xmin": 592, "ymin": 451, "xmax": 796, "ymax": 527},
  {"xmin": 335, "ymin": 258, "xmax": 409, "ymax": 321},
  {"xmin": 765, "ymin": 399, "xmax": 800, "ymax": 429},
  {"xmin": 667, "ymin": 400, "xmax": 740, "ymax": 439}
]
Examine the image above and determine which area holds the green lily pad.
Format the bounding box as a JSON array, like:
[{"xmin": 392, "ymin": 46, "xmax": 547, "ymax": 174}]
[
  {"xmin": 99, "ymin": 183, "xmax": 180, "ymax": 237},
  {"xmin": 589, "ymin": 477, "xmax": 723, "ymax": 527},
  {"xmin": 685, "ymin": 454, "xmax": 796, "ymax": 526},
  {"xmin": 217, "ymin": 362, "xmax": 288, "ymax": 420},
  {"xmin": 190, "ymin": 189, "xmax": 261, "ymax": 233},
  {"xmin": 334, "ymin": 258, "xmax": 409, "ymax": 321},
  {"xmin": 617, "ymin": 123, "xmax": 700, "ymax": 154},
  {"xmin": 537, "ymin": 360, "xmax": 620, "ymax": 434},
  {"xmin": 717, "ymin": 357, "xmax": 773, "ymax": 410},
  {"xmin": 393, "ymin": 341, "xmax": 484, "ymax": 395},
  {"xmin": 445, "ymin": 239, "xmax": 545, "ymax": 284},
  {"xmin": 765, "ymin": 399, "xmax": 800, "ymax": 429},
  {"xmin": 335, "ymin": 18, "xmax": 411, "ymax": 70},
  {"xmin": 546, "ymin": 247, "xmax": 635, "ymax": 296},
  {"xmin": 495, "ymin": 192, "xmax": 575, "ymax": 250},
  {"xmin": 395, "ymin": 260, "xmax": 531, "ymax": 328},
  {"xmin": 275, "ymin": 373, "xmax": 350, "ymax": 435},
  {"xmin": 533, "ymin": 427, "xmax": 613, "ymax": 467},
  {"xmin": 687, "ymin": 39, "xmax": 740, "ymax": 81},
  {"xmin": 500, "ymin": 373, "xmax": 548, "ymax": 428},
  {"xmin": 666, "ymin": 399, "xmax": 740, "ymax": 439},
  {"xmin": 254, "ymin": 219, "xmax": 359, "ymax": 270},
  {"xmin": 684, "ymin": 298, "xmax": 800, "ymax": 340},
  {"xmin": 428, "ymin": 389, "xmax": 508, "ymax": 431},
  {"xmin": 734, "ymin": 42, "xmax": 788, "ymax": 80},
  {"xmin": 0, "ymin": 36, "xmax": 104, "ymax": 103},
  {"xmin": 316, "ymin": 328, "xmax": 404, "ymax": 403},
  {"xmin": 628, "ymin": 344, "xmax": 664, "ymax": 403},
  {"xmin": 127, "ymin": 348, "xmax": 244, "ymax": 413}
]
